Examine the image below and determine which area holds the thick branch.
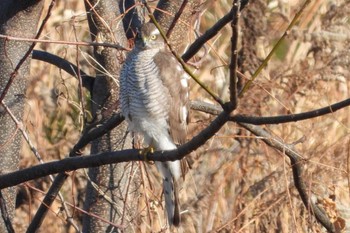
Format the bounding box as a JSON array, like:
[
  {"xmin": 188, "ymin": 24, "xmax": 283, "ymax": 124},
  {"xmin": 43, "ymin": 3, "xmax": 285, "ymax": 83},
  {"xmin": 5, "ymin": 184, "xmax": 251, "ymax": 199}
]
[
  {"xmin": 0, "ymin": 111, "xmax": 229, "ymax": 189},
  {"xmin": 71, "ymin": 112, "xmax": 125, "ymax": 156},
  {"xmin": 32, "ymin": 50, "xmax": 95, "ymax": 92}
]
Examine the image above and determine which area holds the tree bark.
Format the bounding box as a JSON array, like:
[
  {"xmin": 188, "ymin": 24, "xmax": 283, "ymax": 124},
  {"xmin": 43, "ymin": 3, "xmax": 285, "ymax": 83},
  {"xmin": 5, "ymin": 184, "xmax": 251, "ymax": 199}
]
[
  {"xmin": 154, "ymin": 0, "xmax": 201, "ymax": 53},
  {"xmin": 82, "ymin": 0, "xmax": 139, "ymax": 232},
  {"xmin": 82, "ymin": 1, "xmax": 201, "ymax": 231},
  {"xmin": 0, "ymin": 0, "xmax": 43, "ymax": 232}
]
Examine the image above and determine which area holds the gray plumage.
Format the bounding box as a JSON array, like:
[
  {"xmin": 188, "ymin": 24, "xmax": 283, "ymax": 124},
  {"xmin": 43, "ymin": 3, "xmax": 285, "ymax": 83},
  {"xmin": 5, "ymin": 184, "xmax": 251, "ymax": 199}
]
[{"xmin": 119, "ymin": 23, "xmax": 189, "ymax": 226}]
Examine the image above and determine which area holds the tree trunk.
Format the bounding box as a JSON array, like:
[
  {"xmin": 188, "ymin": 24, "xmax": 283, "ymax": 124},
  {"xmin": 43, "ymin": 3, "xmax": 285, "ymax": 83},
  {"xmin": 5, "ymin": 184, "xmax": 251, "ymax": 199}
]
[
  {"xmin": 154, "ymin": 0, "xmax": 201, "ymax": 53},
  {"xmin": 0, "ymin": 0, "xmax": 43, "ymax": 232},
  {"xmin": 82, "ymin": 1, "xmax": 201, "ymax": 231},
  {"xmin": 82, "ymin": 0, "xmax": 140, "ymax": 232}
]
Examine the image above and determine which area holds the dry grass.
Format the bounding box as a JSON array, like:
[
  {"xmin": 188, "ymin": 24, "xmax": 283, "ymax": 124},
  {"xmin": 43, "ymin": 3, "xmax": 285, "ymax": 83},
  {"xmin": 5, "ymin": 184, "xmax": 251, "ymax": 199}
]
[{"xmin": 13, "ymin": 0, "xmax": 350, "ymax": 232}]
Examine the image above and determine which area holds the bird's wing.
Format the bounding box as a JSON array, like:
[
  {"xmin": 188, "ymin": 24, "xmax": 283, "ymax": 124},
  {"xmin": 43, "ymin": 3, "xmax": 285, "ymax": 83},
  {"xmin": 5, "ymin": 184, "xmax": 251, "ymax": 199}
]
[{"xmin": 153, "ymin": 51, "xmax": 189, "ymax": 145}]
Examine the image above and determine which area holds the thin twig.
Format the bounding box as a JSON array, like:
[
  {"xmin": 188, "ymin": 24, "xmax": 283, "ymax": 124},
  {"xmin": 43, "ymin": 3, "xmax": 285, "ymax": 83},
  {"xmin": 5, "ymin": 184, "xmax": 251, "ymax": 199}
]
[
  {"xmin": 239, "ymin": 0, "xmax": 312, "ymax": 96},
  {"xmin": 73, "ymin": 21, "xmax": 87, "ymax": 127},
  {"xmin": 120, "ymin": 162, "xmax": 135, "ymax": 226},
  {"xmin": 0, "ymin": 34, "xmax": 128, "ymax": 51},
  {"xmin": 0, "ymin": 191, "xmax": 14, "ymax": 233},
  {"xmin": 166, "ymin": 0, "xmax": 188, "ymax": 38},
  {"xmin": 239, "ymin": 123, "xmax": 335, "ymax": 232}
]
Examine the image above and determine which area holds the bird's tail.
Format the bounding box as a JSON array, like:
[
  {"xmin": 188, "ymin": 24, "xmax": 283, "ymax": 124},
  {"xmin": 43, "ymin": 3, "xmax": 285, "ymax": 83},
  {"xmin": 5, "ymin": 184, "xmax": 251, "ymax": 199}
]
[{"xmin": 156, "ymin": 161, "xmax": 181, "ymax": 226}]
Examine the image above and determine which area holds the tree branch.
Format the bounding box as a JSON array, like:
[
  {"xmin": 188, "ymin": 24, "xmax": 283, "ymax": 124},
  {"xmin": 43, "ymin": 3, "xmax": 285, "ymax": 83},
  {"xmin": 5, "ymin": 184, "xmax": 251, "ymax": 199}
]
[
  {"xmin": 191, "ymin": 98, "xmax": 350, "ymax": 125},
  {"xmin": 165, "ymin": 0, "xmax": 188, "ymax": 38},
  {"xmin": 32, "ymin": 50, "xmax": 95, "ymax": 92},
  {"xmin": 228, "ymin": 0, "xmax": 241, "ymax": 110},
  {"xmin": 0, "ymin": 111, "xmax": 229, "ymax": 189},
  {"xmin": 182, "ymin": 0, "xmax": 249, "ymax": 62},
  {"xmin": 0, "ymin": 191, "xmax": 14, "ymax": 233},
  {"xmin": 239, "ymin": 123, "xmax": 335, "ymax": 232},
  {"xmin": 71, "ymin": 112, "xmax": 125, "ymax": 156},
  {"xmin": 231, "ymin": 98, "xmax": 350, "ymax": 124}
]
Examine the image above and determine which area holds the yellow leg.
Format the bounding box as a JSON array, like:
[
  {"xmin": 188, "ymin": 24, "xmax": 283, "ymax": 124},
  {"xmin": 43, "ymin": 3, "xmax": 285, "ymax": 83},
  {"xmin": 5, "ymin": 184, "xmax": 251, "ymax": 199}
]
[{"xmin": 139, "ymin": 145, "xmax": 155, "ymax": 164}]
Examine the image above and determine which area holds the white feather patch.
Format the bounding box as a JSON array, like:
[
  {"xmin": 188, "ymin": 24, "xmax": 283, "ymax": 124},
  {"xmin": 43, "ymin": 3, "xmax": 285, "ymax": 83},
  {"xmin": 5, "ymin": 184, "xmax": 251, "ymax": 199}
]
[
  {"xmin": 181, "ymin": 105, "xmax": 187, "ymax": 122},
  {"xmin": 150, "ymin": 28, "xmax": 160, "ymax": 36},
  {"xmin": 180, "ymin": 78, "xmax": 188, "ymax": 88}
]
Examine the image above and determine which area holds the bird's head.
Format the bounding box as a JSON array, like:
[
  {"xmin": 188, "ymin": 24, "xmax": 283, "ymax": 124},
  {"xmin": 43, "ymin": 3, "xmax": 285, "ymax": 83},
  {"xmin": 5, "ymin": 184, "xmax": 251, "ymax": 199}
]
[{"xmin": 135, "ymin": 23, "xmax": 165, "ymax": 50}]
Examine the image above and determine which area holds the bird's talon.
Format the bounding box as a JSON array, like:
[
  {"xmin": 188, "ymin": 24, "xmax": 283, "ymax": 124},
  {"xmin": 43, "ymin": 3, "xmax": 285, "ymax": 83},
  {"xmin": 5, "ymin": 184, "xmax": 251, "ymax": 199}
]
[{"xmin": 139, "ymin": 146, "xmax": 155, "ymax": 165}]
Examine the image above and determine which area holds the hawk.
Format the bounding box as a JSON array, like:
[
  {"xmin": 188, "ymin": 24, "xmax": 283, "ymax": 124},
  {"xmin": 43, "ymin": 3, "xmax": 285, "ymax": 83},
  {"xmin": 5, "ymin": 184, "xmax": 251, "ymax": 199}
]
[{"xmin": 119, "ymin": 22, "xmax": 189, "ymax": 226}]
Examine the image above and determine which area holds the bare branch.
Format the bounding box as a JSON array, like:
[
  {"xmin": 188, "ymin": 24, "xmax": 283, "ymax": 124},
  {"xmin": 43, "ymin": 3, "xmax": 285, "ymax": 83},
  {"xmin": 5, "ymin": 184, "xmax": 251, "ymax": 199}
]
[
  {"xmin": 71, "ymin": 112, "xmax": 125, "ymax": 156},
  {"xmin": 165, "ymin": 0, "xmax": 188, "ymax": 38},
  {"xmin": 228, "ymin": 0, "xmax": 241, "ymax": 110},
  {"xmin": 191, "ymin": 98, "xmax": 350, "ymax": 125},
  {"xmin": 239, "ymin": 123, "xmax": 335, "ymax": 232},
  {"xmin": 231, "ymin": 98, "xmax": 350, "ymax": 124},
  {"xmin": 182, "ymin": 0, "xmax": 249, "ymax": 62},
  {"xmin": 0, "ymin": 111, "xmax": 229, "ymax": 189},
  {"xmin": 0, "ymin": 191, "xmax": 14, "ymax": 233},
  {"xmin": 32, "ymin": 50, "xmax": 95, "ymax": 92},
  {"xmin": 0, "ymin": 34, "xmax": 128, "ymax": 50}
]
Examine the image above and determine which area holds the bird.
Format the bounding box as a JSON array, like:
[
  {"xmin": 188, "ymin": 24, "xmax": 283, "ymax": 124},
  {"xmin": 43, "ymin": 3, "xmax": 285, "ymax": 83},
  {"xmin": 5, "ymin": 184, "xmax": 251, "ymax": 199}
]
[{"xmin": 119, "ymin": 22, "xmax": 189, "ymax": 227}]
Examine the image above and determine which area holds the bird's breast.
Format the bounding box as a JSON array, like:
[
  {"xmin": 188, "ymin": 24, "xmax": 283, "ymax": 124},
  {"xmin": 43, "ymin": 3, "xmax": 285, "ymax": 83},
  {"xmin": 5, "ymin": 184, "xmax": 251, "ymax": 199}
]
[{"xmin": 120, "ymin": 49, "xmax": 170, "ymax": 126}]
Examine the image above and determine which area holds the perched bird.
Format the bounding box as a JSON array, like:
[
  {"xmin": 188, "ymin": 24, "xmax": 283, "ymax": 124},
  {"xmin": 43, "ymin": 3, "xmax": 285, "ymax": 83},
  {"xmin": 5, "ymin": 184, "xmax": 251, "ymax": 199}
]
[{"xmin": 119, "ymin": 22, "xmax": 189, "ymax": 226}]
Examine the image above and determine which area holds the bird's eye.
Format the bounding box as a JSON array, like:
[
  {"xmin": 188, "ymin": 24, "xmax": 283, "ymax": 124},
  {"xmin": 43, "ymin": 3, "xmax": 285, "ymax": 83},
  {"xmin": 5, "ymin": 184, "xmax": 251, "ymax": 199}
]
[{"xmin": 150, "ymin": 35, "xmax": 157, "ymax": 40}]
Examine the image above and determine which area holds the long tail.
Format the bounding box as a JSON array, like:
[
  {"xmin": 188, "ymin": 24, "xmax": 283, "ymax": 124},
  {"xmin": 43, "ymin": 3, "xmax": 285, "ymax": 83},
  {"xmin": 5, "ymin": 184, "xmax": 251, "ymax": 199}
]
[{"xmin": 156, "ymin": 161, "xmax": 181, "ymax": 226}]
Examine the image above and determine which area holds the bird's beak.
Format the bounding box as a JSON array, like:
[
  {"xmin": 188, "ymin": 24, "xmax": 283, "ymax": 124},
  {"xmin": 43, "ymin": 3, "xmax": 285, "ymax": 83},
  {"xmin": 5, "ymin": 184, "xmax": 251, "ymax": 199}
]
[
  {"xmin": 135, "ymin": 34, "xmax": 146, "ymax": 48},
  {"xmin": 141, "ymin": 36, "xmax": 150, "ymax": 47}
]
